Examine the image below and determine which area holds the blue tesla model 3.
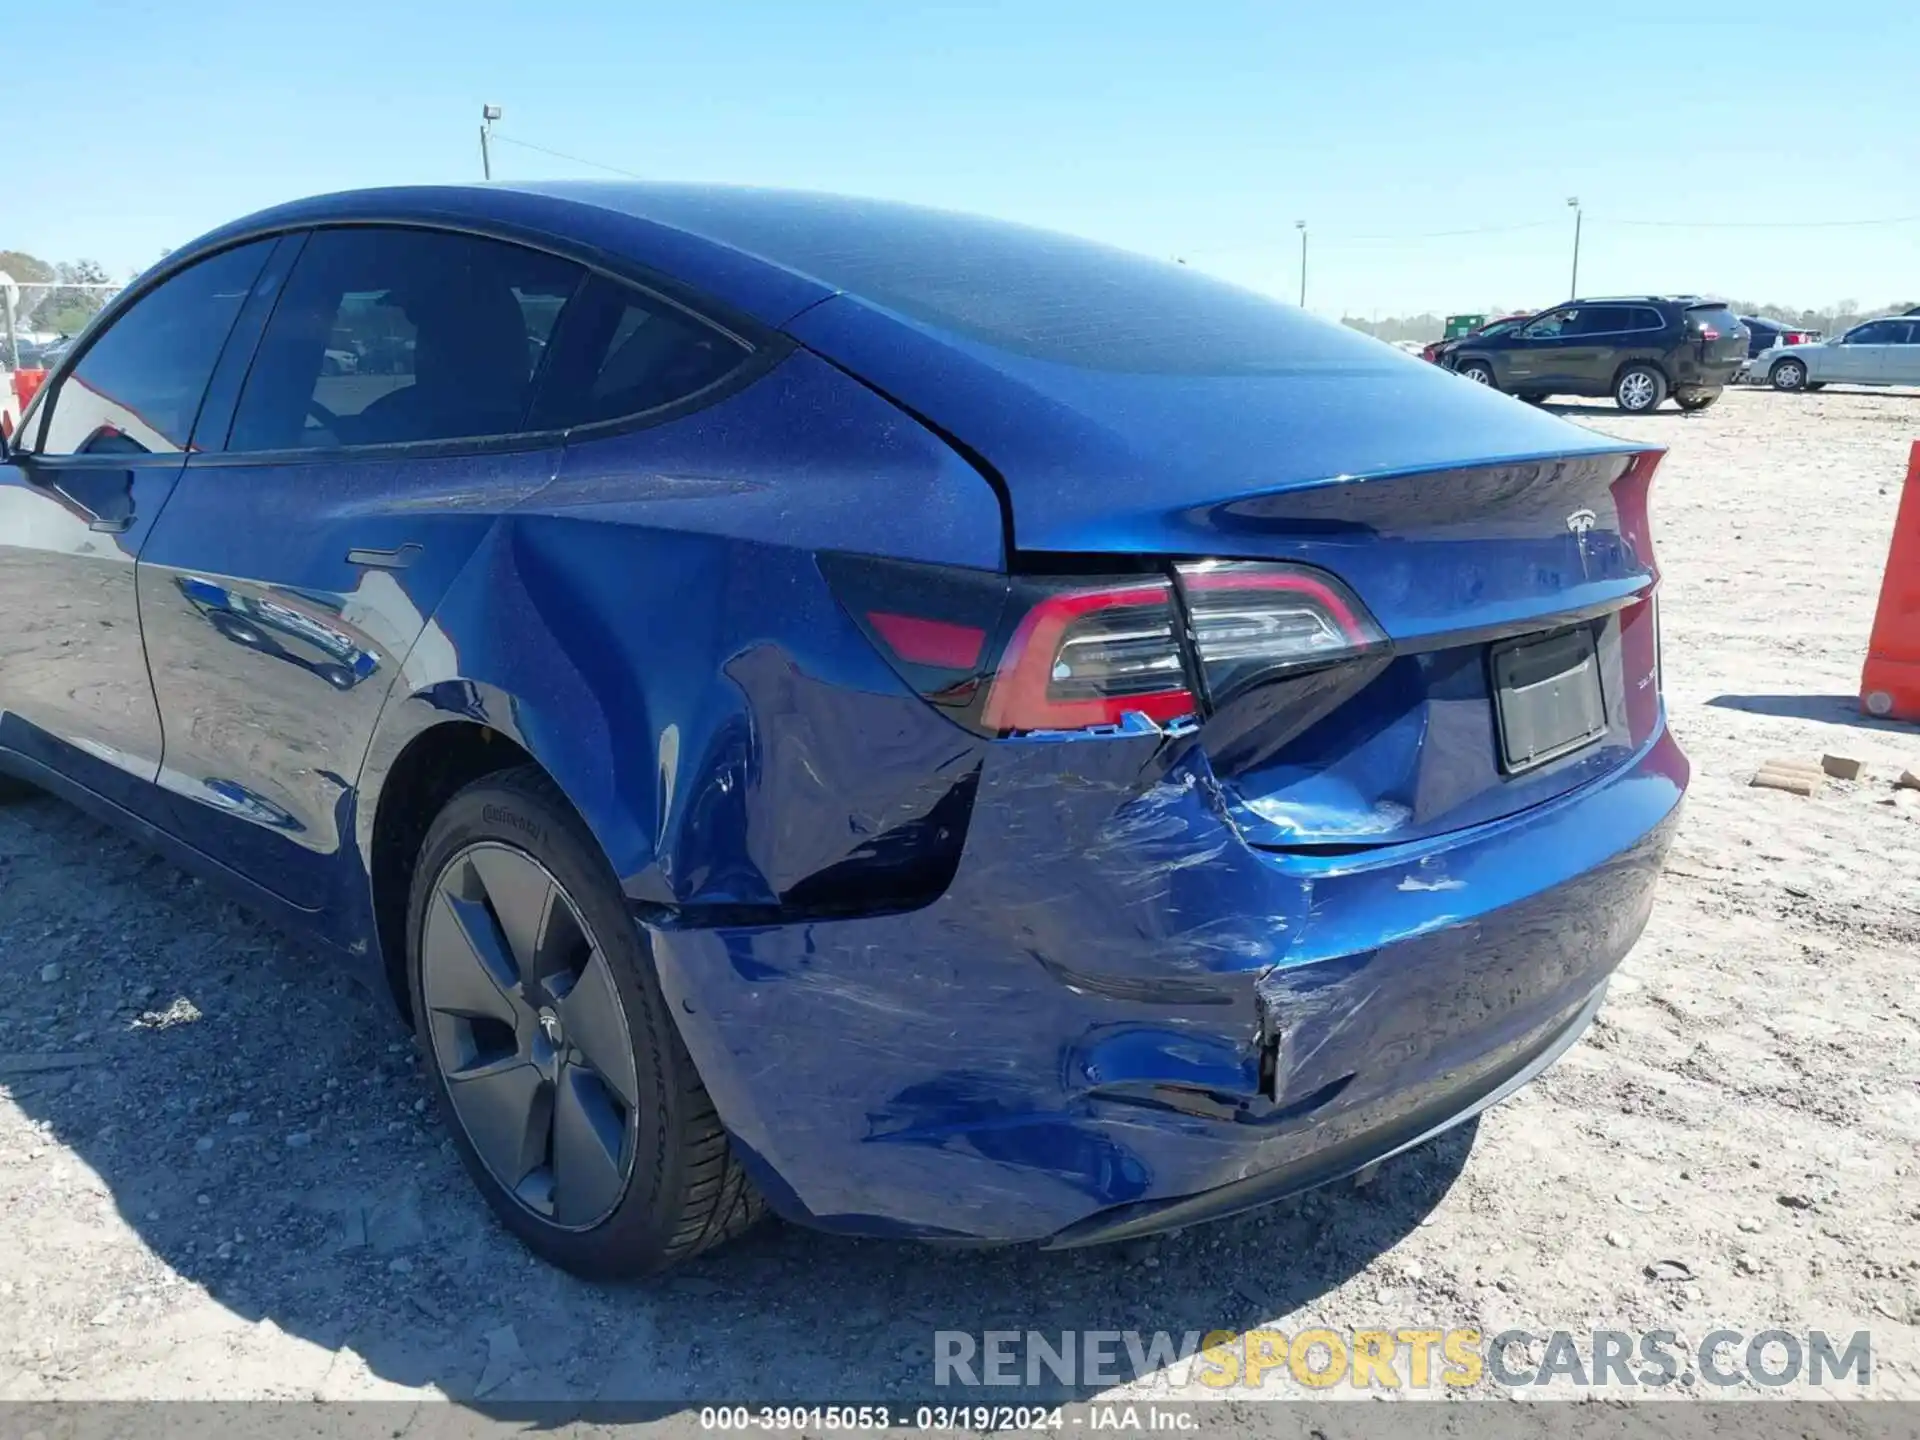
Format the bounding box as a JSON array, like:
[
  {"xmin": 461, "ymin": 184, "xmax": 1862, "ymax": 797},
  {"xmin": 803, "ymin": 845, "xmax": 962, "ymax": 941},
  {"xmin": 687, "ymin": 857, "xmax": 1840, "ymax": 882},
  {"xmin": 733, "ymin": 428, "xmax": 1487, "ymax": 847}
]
[{"xmin": 0, "ymin": 183, "xmax": 1686, "ymax": 1275}]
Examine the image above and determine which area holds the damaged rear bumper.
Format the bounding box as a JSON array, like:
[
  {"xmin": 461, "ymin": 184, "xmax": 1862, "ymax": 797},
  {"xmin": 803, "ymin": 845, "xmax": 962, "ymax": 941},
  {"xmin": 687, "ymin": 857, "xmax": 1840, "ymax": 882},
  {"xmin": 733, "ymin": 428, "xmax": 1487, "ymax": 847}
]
[
  {"xmin": 644, "ymin": 719, "xmax": 1687, "ymax": 1245},
  {"xmin": 1042, "ymin": 977, "xmax": 1606, "ymax": 1247}
]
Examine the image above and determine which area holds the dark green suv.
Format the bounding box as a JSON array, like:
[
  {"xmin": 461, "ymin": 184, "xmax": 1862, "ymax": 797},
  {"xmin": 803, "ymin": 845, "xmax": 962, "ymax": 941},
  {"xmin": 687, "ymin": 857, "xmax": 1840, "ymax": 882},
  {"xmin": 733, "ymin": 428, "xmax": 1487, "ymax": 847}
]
[{"xmin": 1444, "ymin": 296, "xmax": 1749, "ymax": 412}]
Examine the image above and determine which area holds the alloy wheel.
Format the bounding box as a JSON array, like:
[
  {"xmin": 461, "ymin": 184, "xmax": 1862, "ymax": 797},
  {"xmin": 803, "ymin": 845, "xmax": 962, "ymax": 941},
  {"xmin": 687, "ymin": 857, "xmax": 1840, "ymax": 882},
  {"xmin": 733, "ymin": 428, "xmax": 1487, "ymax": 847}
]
[
  {"xmin": 1619, "ymin": 372, "xmax": 1657, "ymax": 410},
  {"xmin": 420, "ymin": 842, "xmax": 640, "ymax": 1230},
  {"xmin": 1462, "ymin": 364, "xmax": 1493, "ymax": 385}
]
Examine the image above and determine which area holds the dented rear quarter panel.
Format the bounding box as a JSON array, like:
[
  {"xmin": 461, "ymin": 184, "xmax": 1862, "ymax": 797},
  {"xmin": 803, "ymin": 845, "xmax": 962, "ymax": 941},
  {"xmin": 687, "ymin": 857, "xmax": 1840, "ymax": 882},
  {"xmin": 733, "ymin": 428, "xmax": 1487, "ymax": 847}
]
[{"xmin": 356, "ymin": 347, "xmax": 1003, "ymax": 924}]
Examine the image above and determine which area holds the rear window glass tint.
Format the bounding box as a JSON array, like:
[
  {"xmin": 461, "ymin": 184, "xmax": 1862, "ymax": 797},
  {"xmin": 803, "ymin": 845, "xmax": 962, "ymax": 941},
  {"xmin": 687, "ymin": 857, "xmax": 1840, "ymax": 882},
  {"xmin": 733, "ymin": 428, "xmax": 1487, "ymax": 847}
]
[
  {"xmin": 569, "ymin": 187, "xmax": 1393, "ymax": 376},
  {"xmin": 529, "ymin": 275, "xmax": 749, "ymax": 430},
  {"xmin": 1685, "ymin": 306, "xmax": 1740, "ymax": 330},
  {"xmin": 1571, "ymin": 306, "xmax": 1632, "ymax": 334},
  {"xmin": 229, "ymin": 228, "xmax": 581, "ymax": 451}
]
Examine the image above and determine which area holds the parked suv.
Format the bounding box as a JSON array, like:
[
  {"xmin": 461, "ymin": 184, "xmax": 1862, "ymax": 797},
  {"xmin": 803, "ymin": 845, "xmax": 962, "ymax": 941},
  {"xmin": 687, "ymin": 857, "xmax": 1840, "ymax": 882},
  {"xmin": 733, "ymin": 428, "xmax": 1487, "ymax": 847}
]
[{"xmin": 1446, "ymin": 296, "xmax": 1748, "ymax": 412}]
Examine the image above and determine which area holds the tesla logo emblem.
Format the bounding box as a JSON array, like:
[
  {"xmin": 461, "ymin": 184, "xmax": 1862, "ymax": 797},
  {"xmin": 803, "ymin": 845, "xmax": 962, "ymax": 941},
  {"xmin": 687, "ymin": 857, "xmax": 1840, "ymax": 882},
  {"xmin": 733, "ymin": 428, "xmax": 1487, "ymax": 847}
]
[{"xmin": 1566, "ymin": 509, "xmax": 1598, "ymax": 535}]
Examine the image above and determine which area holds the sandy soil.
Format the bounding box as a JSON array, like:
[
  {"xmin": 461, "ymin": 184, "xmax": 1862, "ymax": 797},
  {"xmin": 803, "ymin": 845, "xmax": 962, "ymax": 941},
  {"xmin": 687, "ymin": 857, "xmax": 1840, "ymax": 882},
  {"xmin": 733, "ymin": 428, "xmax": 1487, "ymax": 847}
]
[{"xmin": 1, "ymin": 384, "xmax": 1917, "ymax": 1427}]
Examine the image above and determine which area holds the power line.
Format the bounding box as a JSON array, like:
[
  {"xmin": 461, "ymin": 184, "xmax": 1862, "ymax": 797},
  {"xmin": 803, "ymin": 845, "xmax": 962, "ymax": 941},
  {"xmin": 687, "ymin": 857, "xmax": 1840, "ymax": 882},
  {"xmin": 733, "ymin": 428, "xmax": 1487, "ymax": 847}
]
[
  {"xmin": 483, "ymin": 129, "xmax": 1920, "ymax": 241},
  {"xmin": 492, "ymin": 133, "xmax": 646, "ymax": 180},
  {"xmin": 1598, "ymin": 214, "xmax": 1920, "ymax": 230}
]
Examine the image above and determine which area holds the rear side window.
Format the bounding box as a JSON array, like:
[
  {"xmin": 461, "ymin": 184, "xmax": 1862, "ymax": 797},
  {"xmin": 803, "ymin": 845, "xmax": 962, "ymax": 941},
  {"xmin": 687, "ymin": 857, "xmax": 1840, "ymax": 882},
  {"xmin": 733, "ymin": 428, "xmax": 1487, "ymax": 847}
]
[
  {"xmin": 1569, "ymin": 306, "xmax": 1632, "ymax": 335},
  {"xmin": 36, "ymin": 241, "xmax": 273, "ymax": 456},
  {"xmin": 528, "ymin": 274, "xmax": 750, "ymax": 430},
  {"xmin": 1629, "ymin": 307, "xmax": 1667, "ymax": 332},
  {"xmin": 228, "ymin": 228, "xmax": 582, "ymax": 451}
]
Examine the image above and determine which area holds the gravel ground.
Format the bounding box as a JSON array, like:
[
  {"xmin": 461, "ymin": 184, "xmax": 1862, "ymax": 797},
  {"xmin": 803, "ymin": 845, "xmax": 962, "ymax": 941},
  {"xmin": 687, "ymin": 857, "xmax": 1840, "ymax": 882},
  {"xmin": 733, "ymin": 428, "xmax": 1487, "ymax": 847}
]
[{"xmin": 1, "ymin": 385, "xmax": 1918, "ymax": 1425}]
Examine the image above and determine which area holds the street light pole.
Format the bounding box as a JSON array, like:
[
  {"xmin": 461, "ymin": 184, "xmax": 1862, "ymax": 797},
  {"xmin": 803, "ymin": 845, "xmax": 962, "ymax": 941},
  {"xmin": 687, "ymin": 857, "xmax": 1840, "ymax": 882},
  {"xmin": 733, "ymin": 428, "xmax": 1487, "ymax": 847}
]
[
  {"xmin": 480, "ymin": 104, "xmax": 502, "ymax": 180},
  {"xmin": 1296, "ymin": 220, "xmax": 1307, "ymax": 308},
  {"xmin": 1567, "ymin": 196, "xmax": 1582, "ymax": 299}
]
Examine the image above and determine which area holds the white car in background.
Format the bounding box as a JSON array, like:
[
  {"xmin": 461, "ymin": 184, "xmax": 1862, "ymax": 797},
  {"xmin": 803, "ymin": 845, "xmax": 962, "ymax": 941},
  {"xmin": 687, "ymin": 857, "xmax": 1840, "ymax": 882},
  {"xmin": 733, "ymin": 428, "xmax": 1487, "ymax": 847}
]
[{"xmin": 1761, "ymin": 316, "xmax": 1920, "ymax": 391}]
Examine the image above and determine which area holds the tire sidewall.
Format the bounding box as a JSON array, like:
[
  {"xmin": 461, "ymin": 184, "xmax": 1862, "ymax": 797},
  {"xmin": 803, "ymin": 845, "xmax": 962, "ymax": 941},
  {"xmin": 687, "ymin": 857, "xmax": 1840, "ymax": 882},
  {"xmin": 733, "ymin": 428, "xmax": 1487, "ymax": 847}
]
[
  {"xmin": 405, "ymin": 774, "xmax": 691, "ymax": 1274},
  {"xmin": 1616, "ymin": 365, "xmax": 1667, "ymax": 412},
  {"xmin": 1771, "ymin": 360, "xmax": 1806, "ymax": 391}
]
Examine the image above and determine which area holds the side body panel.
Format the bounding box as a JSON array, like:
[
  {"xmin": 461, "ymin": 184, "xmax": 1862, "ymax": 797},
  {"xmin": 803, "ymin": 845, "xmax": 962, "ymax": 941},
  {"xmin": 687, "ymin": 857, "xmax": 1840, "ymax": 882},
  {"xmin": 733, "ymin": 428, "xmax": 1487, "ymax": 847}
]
[
  {"xmin": 0, "ymin": 449, "xmax": 184, "ymax": 808},
  {"xmin": 138, "ymin": 446, "xmax": 561, "ymax": 912},
  {"xmin": 354, "ymin": 349, "xmax": 1005, "ymax": 921}
]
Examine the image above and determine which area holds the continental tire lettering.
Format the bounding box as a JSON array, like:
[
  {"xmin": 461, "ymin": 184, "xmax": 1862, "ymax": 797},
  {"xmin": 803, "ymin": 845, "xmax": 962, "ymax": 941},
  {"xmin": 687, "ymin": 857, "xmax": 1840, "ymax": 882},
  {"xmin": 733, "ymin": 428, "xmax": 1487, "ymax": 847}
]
[{"xmin": 482, "ymin": 804, "xmax": 544, "ymax": 844}]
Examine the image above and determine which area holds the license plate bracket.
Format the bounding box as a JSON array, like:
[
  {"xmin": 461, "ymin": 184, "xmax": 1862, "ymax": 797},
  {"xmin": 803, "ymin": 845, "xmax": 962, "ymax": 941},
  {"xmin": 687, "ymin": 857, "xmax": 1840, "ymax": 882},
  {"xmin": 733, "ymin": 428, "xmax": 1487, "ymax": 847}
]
[{"xmin": 1491, "ymin": 626, "xmax": 1608, "ymax": 774}]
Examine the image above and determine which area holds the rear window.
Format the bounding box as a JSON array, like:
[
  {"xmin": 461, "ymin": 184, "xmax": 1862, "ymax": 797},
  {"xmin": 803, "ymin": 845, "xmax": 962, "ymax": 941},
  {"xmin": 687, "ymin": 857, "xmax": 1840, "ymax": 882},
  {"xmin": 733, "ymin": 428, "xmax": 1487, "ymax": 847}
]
[
  {"xmin": 1685, "ymin": 305, "xmax": 1740, "ymax": 331},
  {"xmin": 528, "ymin": 274, "xmax": 750, "ymax": 429},
  {"xmin": 579, "ymin": 187, "xmax": 1386, "ymax": 376}
]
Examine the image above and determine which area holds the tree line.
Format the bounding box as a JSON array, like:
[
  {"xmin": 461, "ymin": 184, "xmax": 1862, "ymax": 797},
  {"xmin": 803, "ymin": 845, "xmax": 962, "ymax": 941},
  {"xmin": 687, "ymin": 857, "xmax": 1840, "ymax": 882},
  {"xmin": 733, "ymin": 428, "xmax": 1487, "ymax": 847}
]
[{"xmin": 0, "ymin": 250, "xmax": 119, "ymax": 337}]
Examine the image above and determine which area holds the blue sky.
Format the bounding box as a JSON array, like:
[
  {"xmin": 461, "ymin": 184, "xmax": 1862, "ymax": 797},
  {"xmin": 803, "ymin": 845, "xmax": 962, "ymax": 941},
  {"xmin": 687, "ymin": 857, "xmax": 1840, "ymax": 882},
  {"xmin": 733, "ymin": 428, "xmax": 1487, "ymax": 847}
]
[{"xmin": 11, "ymin": 0, "xmax": 1916, "ymax": 316}]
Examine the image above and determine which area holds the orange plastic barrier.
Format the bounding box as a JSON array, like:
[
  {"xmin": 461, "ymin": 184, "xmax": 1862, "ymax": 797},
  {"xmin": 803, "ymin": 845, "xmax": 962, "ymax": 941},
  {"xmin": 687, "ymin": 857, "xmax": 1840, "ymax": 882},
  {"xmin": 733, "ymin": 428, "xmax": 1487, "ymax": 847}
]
[
  {"xmin": 11, "ymin": 366, "xmax": 47, "ymax": 413},
  {"xmin": 1861, "ymin": 439, "xmax": 1920, "ymax": 721}
]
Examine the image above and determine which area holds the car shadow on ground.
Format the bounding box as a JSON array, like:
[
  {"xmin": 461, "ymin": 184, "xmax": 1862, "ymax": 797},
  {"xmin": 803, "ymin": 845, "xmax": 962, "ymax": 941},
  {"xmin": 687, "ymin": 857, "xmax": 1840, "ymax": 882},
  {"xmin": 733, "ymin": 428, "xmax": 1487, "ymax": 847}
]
[
  {"xmin": 1538, "ymin": 401, "xmax": 1693, "ymax": 421},
  {"xmin": 0, "ymin": 789, "xmax": 1470, "ymax": 1412},
  {"xmin": 1705, "ymin": 693, "xmax": 1914, "ymax": 731}
]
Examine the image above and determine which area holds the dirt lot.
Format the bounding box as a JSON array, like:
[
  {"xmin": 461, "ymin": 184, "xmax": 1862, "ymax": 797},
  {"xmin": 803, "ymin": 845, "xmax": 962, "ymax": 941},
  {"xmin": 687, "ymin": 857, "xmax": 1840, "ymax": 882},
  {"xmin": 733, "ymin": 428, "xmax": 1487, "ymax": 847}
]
[{"xmin": 1, "ymin": 385, "xmax": 1917, "ymax": 1423}]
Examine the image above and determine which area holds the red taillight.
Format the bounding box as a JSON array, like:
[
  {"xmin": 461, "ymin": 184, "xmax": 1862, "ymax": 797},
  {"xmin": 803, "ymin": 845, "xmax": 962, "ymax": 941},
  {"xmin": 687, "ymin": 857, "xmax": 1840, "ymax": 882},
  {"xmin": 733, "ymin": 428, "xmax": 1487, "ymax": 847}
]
[
  {"xmin": 982, "ymin": 581, "xmax": 1193, "ymax": 732},
  {"xmin": 1610, "ymin": 449, "xmax": 1667, "ymax": 738},
  {"xmin": 1784, "ymin": 332, "xmax": 1808, "ymax": 345},
  {"xmin": 866, "ymin": 611, "xmax": 985, "ymax": 669},
  {"xmin": 823, "ymin": 554, "xmax": 1385, "ymax": 737},
  {"xmin": 1608, "ymin": 449, "xmax": 1665, "ymax": 582},
  {"xmin": 1698, "ymin": 327, "xmax": 1721, "ymax": 341},
  {"xmin": 1175, "ymin": 561, "xmax": 1382, "ymax": 705}
]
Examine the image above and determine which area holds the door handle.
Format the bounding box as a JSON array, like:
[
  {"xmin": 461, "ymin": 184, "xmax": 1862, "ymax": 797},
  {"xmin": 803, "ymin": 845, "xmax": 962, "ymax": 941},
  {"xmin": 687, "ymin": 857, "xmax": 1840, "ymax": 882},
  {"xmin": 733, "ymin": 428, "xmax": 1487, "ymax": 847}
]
[{"xmin": 346, "ymin": 543, "xmax": 421, "ymax": 570}]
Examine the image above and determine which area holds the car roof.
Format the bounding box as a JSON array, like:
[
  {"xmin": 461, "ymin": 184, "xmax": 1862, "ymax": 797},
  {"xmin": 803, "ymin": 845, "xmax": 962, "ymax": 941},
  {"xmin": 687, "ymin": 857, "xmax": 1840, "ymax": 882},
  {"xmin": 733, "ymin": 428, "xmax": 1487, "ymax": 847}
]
[
  {"xmin": 1570, "ymin": 294, "xmax": 1728, "ymax": 306},
  {"xmin": 168, "ymin": 181, "xmax": 1240, "ymax": 334}
]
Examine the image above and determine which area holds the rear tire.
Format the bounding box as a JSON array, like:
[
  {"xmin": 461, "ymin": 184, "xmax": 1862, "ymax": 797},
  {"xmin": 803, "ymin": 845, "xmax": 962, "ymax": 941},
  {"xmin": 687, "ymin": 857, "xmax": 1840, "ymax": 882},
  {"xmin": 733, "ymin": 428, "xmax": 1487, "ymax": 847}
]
[
  {"xmin": 1769, "ymin": 357, "xmax": 1808, "ymax": 392},
  {"xmin": 406, "ymin": 764, "xmax": 766, "ymax": 1277},
  {"xmin": 1614, "ymin": 364, "xmax": 1667, "ymax": 413},
  {"xmin": 1457, "ymin": 361, "xmax": 1497, "ymax": 389}
]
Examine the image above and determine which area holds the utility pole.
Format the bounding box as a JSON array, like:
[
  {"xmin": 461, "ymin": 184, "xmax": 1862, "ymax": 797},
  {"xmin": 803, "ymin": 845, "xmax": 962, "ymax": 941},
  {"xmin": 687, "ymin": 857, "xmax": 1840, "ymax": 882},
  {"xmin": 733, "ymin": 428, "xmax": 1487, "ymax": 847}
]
[
  {"xmin": 1295, "ymin": 220, "xmax": 1308, "ymax": 308},
  {"xmin": 1, "ymin": 273, "xmax": 18, "ymax": 372},
  {"xmin": 480, "ymin": 104, "xmax": 502, "ymax": 181},
  {"xmin": 1566, "ymin": 196, "xmax": 1582, "ymax": 299}
]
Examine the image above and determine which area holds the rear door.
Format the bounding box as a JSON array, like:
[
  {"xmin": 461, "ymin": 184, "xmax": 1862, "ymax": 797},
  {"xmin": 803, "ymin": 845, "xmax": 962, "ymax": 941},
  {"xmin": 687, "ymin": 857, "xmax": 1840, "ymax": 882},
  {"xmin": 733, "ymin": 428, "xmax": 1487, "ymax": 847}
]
[
  {"xmin": 1828, "ymin": 320, "xmax": 1898, "ymax": 382},
  {"xmin": 1884, "ymin": 321, "xmax": 1920, "ymax": 383},
  {"xmin": 0, "ymin": 240, "xmax": 277, "ymax": 808},
  {"xmin": 135, "ymin": 226, "xmax": 581, "ymax": 910},
  {"xmin": 1500, "ymin": 307, "xmax": 1582, "ymax": 391},
  {"xmin": 1559, "ymin": 304, "xmax": 1637, "ymax": 391}
]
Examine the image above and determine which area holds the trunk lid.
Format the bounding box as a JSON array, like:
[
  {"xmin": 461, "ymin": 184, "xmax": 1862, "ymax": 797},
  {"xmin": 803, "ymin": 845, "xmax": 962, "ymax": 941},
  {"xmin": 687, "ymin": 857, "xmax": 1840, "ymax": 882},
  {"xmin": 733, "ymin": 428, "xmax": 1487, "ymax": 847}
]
[
  {"xmin": 1684, "ymin": 302, "xmax": 1750, "ymax": 368},
  {"xmin": 787, "ymin": 285, "xmax": 1662, "ymax": 845}
]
